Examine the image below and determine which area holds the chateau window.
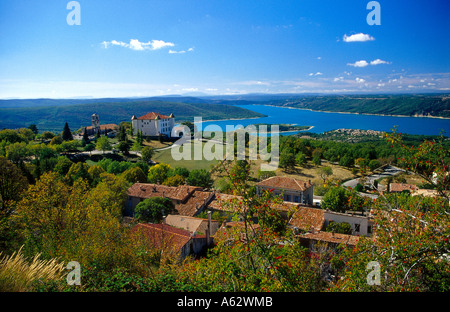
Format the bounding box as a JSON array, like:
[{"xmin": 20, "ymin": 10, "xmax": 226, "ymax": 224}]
[{"xmin": 354, "ymin": 224, "xmax": 360, "ymax": 232}]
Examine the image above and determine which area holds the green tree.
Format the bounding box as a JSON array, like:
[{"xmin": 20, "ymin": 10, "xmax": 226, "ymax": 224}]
[
  {"xmin": 147, "ymin": 163, "xmax": 172, "ymax": 184},
  {"xmin": 53, "ymin": 156, "xmax": 74, "ymax": 176},
  {"xmin": 134, "ymin": 197, "xmax": 175, "ymax": 223},
  {"xmin": 295, "ymin": 152, "xmax": 307, "ymax": 167},
  {"xmin": 168, "ymin": 167, "xmax": 190, "ymax": 179},
  {"xmin": 0, "ymin": 157, "xmax": 28, "ymax": 219},
  {"xmin": 49, "ymin": 136, "xmax": 63, "ymax": 146},
  {"xmin": 62, "ymin": 122, "xmax": 73, "ymax": 141},
  {"xmin": 163, "ymin": 174, "xmax": 186, "ymax": 187},
  {"xmin": 141, "ymin": 146, "xmax": 154, "ymax": 163},
  {"xmin": 96, "ymin": 136, "xmax": 111, "ymax": 154},
  {"xmin": 368, "ymin": 159, "xmax": 381, "ymax": 172},
  {"xmin": 117, "ymin": 141, "xmax": 130, "ymax": 155},
  {"xmin": 325, "ymin": 221, "xmax": 353, "ymax": 234},
  {"xmin": 279, "ymin": 150, "xmax": 296, "ymax": 171},
  {"xmin": 28, "ymin": 124, "xmax": 38, "ymax": 135},
  {"xmin": 66, "ymin": 162, "xmax": 91, "ymax": 184},
  {"xmin": 318, "ymin": 166, "xmax": 333, "ymax": 182},
  {"xmin": 41, "ymin": 131, "xmax": 55, "ymax": 141},
  {"xmin": 186, "ymin": 169, "xmax": 213, "ymax": 189},
  {"xmin": 88, "ymin": 165, "xmax": 106, "ymax": 186},
  {"xmin": 5, "ymin": 142, "xmax": 30, "ymax": 165},
  {"xmin": 18, "ymin": 128, "xmax": 35, "ymax": 142},
  {"xmin": 122, "ymin": 166, "xmax": 147, "ymax": 184}
]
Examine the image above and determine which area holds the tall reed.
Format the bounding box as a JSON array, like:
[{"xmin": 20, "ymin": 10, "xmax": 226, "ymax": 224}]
[{"xmin": 0, "ymin": 247, "xmax": 65, "ymax": 292}]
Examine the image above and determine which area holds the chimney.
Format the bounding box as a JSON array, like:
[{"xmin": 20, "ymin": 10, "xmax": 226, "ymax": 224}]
[{"xmin": 206, "ymin": 211, "xmax": 212, "ymax": 246}]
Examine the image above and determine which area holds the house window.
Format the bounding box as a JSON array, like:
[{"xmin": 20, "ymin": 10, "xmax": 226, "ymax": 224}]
[
  {"xmin": 354, "ymin": 224, "xmax": 360, "ymax": 232},
  {"xmin": 285, "ymin": 195, "xmax": 291, "ymax": 202},
  {"xmin": 294, "ymin": 196, "xmax": 299, "ymax": 203}
]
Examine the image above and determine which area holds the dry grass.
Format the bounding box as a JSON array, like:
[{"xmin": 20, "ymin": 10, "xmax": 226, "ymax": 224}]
[
  {"xmin": 278, "ymin": 160, "xmax": 357, "ymax": 185},
  {"xmin": 0, "ymin": 247, "xmax": 66, "ymax": 292}
]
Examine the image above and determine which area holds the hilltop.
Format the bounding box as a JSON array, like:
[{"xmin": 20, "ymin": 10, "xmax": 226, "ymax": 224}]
[{"xmin": 0, "ymin": 98, "xmax": 266, "ymax": 133}]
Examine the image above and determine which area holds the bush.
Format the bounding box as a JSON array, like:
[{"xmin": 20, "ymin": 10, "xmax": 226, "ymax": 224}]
[{"xmin": 134, "ymin": 197, "xmax": 175, "ymax": 223}]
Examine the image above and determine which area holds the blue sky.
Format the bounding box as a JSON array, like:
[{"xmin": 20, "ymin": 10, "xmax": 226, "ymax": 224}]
[{"xmin": 0, "ymin": 0, "xmax": 449, "ymax": 98}]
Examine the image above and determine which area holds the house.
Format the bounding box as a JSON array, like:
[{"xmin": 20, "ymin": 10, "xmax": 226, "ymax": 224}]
[
  {"xmin": 131, "ymin": 112, "xmax": 175, "ymax": 138},
  {"xmin": 256, "ymin": 176, "xmax": 314, "ymax": 205},
  {"xmin": 132, "ymin": 223, "xmax": 208, "ymax": 259},
  {"xmin": 323, "ymin": 210, "xmax": 373, "ymax": 236},
  {"xmin": 389, "ymin": 183, "xmax": 418, "ymax": 194},
  {"xmin": 81, "ymin": 114, "xmax": 118, "ymax": 137},
  {"xmin": 125, "ymin": 183, "xmax": 212, "ymax": 217},
  {"xmin": 207, "ymin": 193, "xmax": 244, "ymax": 221},
  {"xmin": 289, "ymin": 205, "xmax": 373, "ymax": 236},
  {"xmin": 298, "ymin": 231, "xmax": 361, "ymax": 249},
  {"xmin": 289, "ymin": 206, "xmax": 325, "ymax": 233},
  {"xmin": 164, "ymin": 213, "xmax": 218, "ymax": 246}
]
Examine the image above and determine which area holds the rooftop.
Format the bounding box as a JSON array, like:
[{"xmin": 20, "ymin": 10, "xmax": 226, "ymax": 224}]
[
  {"xmin": 299, "ymin": 231, "xmax": 360, "ymax": 246},
  {"xmin": 136, "ymin": 112, "xmax": 173, "ymax": 120},
  {"xmin": 389, "ymin": 183, "xmax": 418, "ymax": 193},
  {"xmin": 127, "ymin": 183, "xmax": 202, "ymax": 202},
  {"xmin": 257, "ymin": 176, "xmax": 313, "ymax": 192},
  {"xmin": 289, "ymin": 206, "xmax": 325, "ymax": 232}
]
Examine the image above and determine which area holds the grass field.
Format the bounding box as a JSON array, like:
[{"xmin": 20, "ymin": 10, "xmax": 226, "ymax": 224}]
[{"xmin": 152, "ymin": 141, "xmax": 223, "ymax": 171}]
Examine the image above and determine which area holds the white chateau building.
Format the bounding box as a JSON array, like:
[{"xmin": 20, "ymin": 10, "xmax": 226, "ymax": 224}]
[{"xmin": 131, "ymin": 112, "xmax": 175, "ymax": 137}]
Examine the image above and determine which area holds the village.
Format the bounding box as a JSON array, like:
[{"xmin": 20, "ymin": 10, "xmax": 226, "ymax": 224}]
[
  {"xmin": 73, "ymin": 111, "xmax": 442, "ymax": 262},
  {"xmin": 1, "ymin": 108, "xmax": 448, "ymax": 293}
]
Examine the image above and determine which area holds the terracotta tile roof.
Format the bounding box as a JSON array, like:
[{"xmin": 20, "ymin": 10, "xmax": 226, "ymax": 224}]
[
  {"xmin": 389, "ymin": 183, "xmax": 418, "ymax": 193},
  {"xmin": 299, "ymin": 231, "xmax": 360, "ymax": 246},
  {"xmin": 207, "ymin": 193, "xmax": 243, "ymax": 212},
  {"xmin": 164, "ymin": 214, "xmax": 219, "ymax": 235},
  {"xmin": 84, "ymin": 124, "xmax": 118, "ymax": 131},
  {"xmin": 270, "ymin": 202, "xmax": 300, "ymax": 212},
  {"xmin": 132, "ymin": 223, "xmax": 193, "ymax": 254},
  {"xmin": 127, "ymin": 183, "xmax": 202, "ymax": 202},
  {"xmin": 257, "ymin": 176, "xmax": 313, "ymax": 192},
  {"xmin": 176, "ymin": 190, "xmax": 213, "ymax": 217},
  {"xmin": 289, "ymin": 206, "xmax": 325, "ymax": 232},
  {"xmin": 137, "ymin": 112, "xmax": 172, "ymax": 120}
]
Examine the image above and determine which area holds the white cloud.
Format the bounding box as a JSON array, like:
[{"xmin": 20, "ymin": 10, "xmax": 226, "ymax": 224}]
[
  {"xmin": 169, "ymin": 47, "xmax": 194, "ymax": 54},
  {"xmin": 181, "ymin": 88, "xmax": 199, "ymax": 92},
  {"xmin": 309, "ymin": 72, "xmax": 323, "ymax": 76},
  {"xmin": 169, "ymin": 50, "xmax": 185, "ymax": 54},
  {"xmin": 333, "ymin": 77, "xmax": 344, "ymax": 82},
  {"xmin": 347, "ymin": 60, "xmax": 369, "ymax": 67},
  {"xmin": 101, "ymin": 39, "xmax": 175, "ymax": 51},
  {"xmin": 343, "ymin": 33, "xmax": 375, "ymax": 42},
  {"xmin": 370, "ymin": 59, "xmax": 390, "ymax": 65},
  {"xmin": 355, "ymin": 77, "xmax": 365, "ymax": 83}
]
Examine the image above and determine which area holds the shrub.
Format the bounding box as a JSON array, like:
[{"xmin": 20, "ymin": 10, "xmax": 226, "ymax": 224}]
[{"xmin": 0, "ymin": 247, "xmax": 65, "ymax": 292}]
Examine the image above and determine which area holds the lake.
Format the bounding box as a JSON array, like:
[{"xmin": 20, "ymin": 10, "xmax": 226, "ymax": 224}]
[{"xmin": 197, "ymin": 104, "xmax": 450, "ymax": 136}]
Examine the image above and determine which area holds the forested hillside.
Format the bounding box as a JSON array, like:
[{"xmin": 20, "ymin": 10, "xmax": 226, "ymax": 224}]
[{"xmin": 0, "ymin": 99, "xmax": 266, "ymax": 132}]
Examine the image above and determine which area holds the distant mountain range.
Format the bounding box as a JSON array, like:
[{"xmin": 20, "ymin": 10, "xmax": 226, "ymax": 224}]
[
  {"xmin": 0, "ymin": 98, "xmax": 266, "ymax": 133},
  {"xmin": 0, "ymin": 93, "xmax": 448, "ymax": 133}
]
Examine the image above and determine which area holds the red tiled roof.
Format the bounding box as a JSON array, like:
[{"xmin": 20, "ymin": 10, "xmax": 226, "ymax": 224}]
[
  {"xmin": 137, "ymin": 112, "xmax": 172, "ymax": 120},
  {"xmin": 299, "ymin": 231, "xmax": 360, "ymax": 246},
  {"xmin": 84, "ymin": 124, "xmax": 118, "ymax": 130},
  {"xmin": 289, "ymin": 206, "xmax": 325, "ymax": 232},
  {"xmin": 132, "ymin": 223, "xmax": 204, "ymax": 254},
  {"xmin": 257, "ymin": 176, "xmax": 313, "ymax": 191},
  {"xmin": 207, "ymin": 193, "xmax": 243, "ymax": 212},
  {"xmin": 127, "ymin": 183, "xmax": 202, "ymax": 202},
  {"xmin": 176, "ymin": 190, "xmax": 213, "ymax": 217},
  {"xmin": 389, "ymin": 183, "xmax": 418, "ymax": 193}
]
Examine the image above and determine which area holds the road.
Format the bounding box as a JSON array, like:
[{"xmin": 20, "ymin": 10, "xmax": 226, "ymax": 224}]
[{"xmin": 342, "ymin": 165, "xmax": 405, "ymax": 199}]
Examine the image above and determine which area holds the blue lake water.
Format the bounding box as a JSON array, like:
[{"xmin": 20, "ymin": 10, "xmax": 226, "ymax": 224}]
[{"xmin": 197, "ymin": 105, "xmax": 450, "ymax": 136}]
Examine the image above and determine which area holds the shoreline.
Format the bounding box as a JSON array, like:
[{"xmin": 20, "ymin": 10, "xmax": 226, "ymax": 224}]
[{"xmin": 254, "ymin": 104, "xmax": 450, "ymax": 120}]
